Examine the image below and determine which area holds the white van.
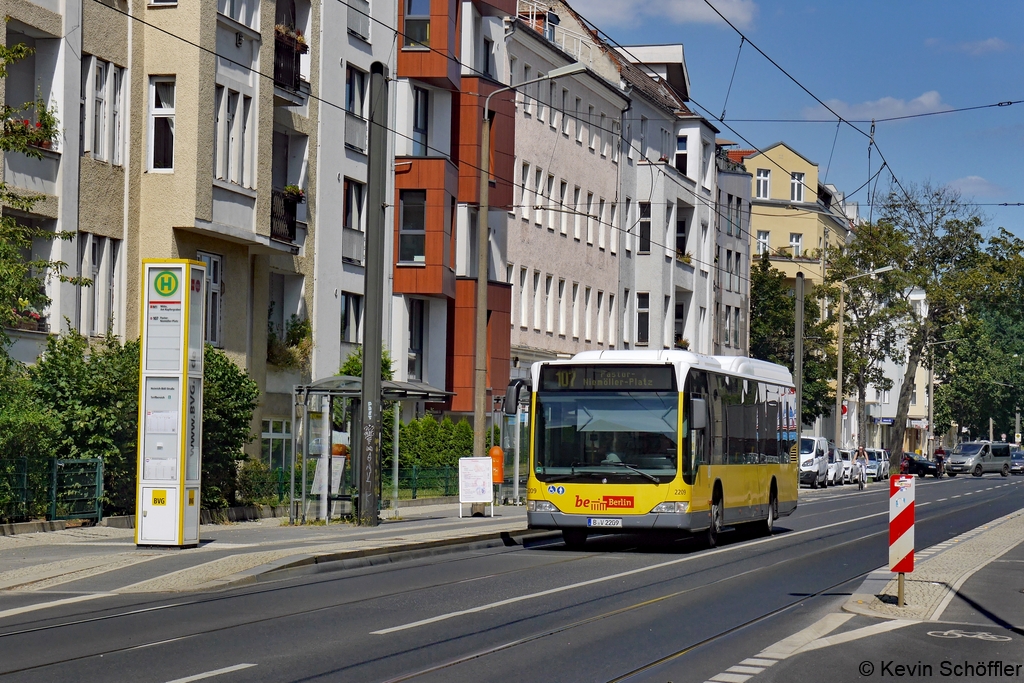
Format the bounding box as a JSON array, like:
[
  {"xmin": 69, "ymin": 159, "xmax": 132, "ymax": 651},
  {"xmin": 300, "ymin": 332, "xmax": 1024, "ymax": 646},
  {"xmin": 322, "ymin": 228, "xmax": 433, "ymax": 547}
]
[{"xmin": 799, "ymin": 436, "xmax": 829, "ymax": 488}]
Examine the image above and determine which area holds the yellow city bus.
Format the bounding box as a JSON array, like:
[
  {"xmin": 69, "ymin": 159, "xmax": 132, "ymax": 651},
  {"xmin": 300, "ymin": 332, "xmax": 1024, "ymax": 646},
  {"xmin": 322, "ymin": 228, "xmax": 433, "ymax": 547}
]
[{"xmin": 523, "ymin": 350, "xmax": 798, "ymax": 548}]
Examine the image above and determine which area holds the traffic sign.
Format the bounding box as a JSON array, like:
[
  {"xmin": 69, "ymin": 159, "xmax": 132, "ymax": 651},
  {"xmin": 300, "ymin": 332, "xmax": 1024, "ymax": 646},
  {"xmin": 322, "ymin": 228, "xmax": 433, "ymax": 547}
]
[{"xmin": 889, "ymin": 475, "xmax": 915, "ymax": 573}]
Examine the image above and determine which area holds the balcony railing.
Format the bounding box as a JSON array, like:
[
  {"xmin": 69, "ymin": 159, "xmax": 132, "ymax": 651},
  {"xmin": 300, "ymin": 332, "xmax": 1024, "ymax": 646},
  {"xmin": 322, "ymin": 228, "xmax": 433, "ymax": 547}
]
[
  {"xmin": 271, "ymin": 189, "xmax": 297, "ymax": 243},
  {"xmin": 345, "ymin": 111, "xmax": 367, "ymax": 153},
  {"xmin": 274, "ymin": 32, "xmax": 306, "ymax": 91},
  {"xmin": 342, "ymin": 227, "xmax": 365, "ymax": 265}
]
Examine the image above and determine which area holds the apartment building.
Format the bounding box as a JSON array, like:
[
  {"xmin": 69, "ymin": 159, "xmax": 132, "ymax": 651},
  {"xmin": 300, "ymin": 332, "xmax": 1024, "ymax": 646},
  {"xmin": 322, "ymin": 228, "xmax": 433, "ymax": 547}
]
[
  {"xmin": 506, "ymin": 3, "xmax": 628, "ymax": 378},
  {"xmin": 733, "ymin": 142, "xmax": 854, "ymax": 289},
  {"xmin": 390, "ymin": 0, "xmax": 515, "ymax": 416},
  {"xmin": 3, "ymin": 0, "xmax": 401, "ymax": 463},
  {"xmin": 714, "ymin": 142, "xmax": 752, "ymax": 356}
]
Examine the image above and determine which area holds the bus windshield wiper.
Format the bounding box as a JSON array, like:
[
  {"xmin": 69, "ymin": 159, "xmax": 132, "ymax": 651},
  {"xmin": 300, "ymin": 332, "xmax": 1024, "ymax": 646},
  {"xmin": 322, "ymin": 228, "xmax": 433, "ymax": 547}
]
[{"xmin": 604, "ymin": 462, "xmax": 660, "ymax": 483}]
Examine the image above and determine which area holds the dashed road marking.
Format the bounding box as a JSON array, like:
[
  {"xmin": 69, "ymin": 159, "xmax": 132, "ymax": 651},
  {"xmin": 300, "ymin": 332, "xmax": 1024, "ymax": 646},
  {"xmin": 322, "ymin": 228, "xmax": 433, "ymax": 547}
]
[{"xmin": 163, "ymin": 663, "xmax": 256, "ymax": 683}]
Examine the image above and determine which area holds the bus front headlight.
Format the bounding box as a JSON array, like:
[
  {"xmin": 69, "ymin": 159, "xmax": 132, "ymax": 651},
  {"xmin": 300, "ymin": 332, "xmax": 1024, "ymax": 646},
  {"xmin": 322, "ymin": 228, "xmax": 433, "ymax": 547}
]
[
  {"xmin": 527, "ymin": 500, "xmax": 557, "ymax": 513},
  {"xmin": 652, "ymin": 501, "xmax": 689, "ymax": 514}
]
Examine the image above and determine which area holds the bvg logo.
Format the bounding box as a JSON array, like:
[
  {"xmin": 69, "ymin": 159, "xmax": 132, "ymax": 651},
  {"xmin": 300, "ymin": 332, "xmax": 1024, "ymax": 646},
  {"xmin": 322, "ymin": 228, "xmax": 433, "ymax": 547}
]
[
  {"xmin": 575, "ymin": 495, "xmax": 634, "ymax": 511},
  {"xmin": 154, "ymin": 271, "xmax": 179, "ymax": 297}
]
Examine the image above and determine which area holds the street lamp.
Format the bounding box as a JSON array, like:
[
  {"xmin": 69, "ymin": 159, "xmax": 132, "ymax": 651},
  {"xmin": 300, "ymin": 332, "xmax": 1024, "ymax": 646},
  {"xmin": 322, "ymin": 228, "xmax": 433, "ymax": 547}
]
[
  {"xmin": 835, "ymin": 265, "xmax": 894, "ymax": 449},
  {"xmin": 473, "ymin": 62, "xmax": 587, "ymax": 458}
]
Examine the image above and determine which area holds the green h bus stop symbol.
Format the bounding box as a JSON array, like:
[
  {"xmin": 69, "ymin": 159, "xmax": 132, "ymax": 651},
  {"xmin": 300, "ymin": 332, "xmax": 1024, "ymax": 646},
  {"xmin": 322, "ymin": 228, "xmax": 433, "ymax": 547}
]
[{"xmin": 154, "ymin": 271, "xmax": 179, "ymax": 297}]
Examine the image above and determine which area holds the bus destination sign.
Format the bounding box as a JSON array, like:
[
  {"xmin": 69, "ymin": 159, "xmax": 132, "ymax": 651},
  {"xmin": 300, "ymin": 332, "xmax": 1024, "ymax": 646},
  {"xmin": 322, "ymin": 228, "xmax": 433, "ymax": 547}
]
[{"xmin": 540, "ymin": 365, "xmax": 676, "ymax": 392}]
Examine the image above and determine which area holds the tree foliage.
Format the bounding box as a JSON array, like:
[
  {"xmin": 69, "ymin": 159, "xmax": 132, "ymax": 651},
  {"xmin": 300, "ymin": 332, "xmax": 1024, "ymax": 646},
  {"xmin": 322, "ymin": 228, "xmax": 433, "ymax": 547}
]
[
  {"xmin": 0, "ymin": 41, "xmax": 72, "ymax": 355},
  {"xmin": 201, "ymin": 344, "xmax": 260, "ymax": 509},
  {"xmin": 749, "ymin": 254, "xmax": 836, "ymax": 425}
]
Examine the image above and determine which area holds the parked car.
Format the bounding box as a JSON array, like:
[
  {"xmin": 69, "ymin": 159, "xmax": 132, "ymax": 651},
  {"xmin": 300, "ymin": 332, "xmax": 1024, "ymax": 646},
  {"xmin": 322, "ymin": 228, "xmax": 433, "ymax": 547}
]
[
  {"xmin": 865, "ymin": 449, "xmax": 888, "ymax": 482},
  {"xmin": 838, "ymin": 449, "xmax": 854, "ymax": 484},
  {"xmin": 827, "ymin": 447, "xmax": 844, "ymax": 486},
  {"xmin": 945, "ymin": 441, "xmax": 1012, "ymax": 477},
  {"xmin": 799, "ymin": 436, "xmax": 829, "ymax": 489},
  {"xmin": 904, "ymin": 454, "xmax": 940, "ymax": 478},
  {"xmin": 1011, "ymin": 450, "xmax": 1024, "ymax": 475}
]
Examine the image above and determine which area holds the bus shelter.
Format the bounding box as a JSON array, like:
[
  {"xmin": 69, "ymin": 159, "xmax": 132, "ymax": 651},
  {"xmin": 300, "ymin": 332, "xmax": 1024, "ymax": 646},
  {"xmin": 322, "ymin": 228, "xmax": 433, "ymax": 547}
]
[{"xmin": 289, "ymin": 376, "xmax": 451, "ymax": 524}]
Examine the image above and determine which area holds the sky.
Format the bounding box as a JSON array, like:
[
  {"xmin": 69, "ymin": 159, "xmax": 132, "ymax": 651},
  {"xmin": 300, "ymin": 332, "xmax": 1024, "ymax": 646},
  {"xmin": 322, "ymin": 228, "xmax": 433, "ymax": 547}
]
[{"xmin": 578, "ymin": 0, "xmax": 1024, "ymax": 238}]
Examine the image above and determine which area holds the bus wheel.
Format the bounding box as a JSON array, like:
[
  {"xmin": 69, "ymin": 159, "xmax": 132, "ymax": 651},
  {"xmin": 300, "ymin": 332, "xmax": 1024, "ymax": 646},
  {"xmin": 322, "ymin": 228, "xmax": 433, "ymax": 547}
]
[
  {"xmin": 562, "ymin": 529, "xmax": 587, "ymax": 550},
  {"xmin": 707, "ymin": 492, "xmax": 724, "ymax": 548},
  {"xmin": 761, "ymin": 488, "xmax": 777, "ymax": 536}
]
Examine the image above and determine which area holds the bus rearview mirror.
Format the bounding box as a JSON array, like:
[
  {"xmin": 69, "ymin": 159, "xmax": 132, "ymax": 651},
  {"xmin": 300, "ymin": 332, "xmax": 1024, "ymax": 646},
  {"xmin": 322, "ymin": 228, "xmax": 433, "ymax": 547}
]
[{"xmin": 691, "ymin": 398, "xmax": 707, "ymax": 430}]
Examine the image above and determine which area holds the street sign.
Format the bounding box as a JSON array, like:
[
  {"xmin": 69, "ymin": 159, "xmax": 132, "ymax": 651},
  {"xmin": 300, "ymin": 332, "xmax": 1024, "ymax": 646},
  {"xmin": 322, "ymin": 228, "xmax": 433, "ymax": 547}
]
[
  {"xmin": 136, "ymin": 260, "xmax": 206, "ymax": 547},
  {"xmin": 889, "ymin": 475, "xmax": 915, "ymax": 573}
]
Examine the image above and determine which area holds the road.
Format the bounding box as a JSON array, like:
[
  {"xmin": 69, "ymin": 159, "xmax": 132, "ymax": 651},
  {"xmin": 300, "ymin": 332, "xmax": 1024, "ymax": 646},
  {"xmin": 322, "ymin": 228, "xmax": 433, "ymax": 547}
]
[{"xmin": 1, "ymin": 474, "xmax": 1022, "ymax": 683}]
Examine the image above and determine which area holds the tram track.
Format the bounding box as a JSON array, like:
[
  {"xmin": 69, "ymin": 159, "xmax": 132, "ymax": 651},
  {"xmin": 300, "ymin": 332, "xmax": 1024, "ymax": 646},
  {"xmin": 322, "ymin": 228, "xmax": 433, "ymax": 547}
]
[{"xmin": 0, "ymin": 480, "xmax": 1018, "ymax": 681}]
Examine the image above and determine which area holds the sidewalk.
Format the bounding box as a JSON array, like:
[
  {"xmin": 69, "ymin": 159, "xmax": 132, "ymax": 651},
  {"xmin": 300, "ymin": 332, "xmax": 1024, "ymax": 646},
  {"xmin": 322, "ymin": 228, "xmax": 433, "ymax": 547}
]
[
  {"xmin": 844, "ymin": 507, "xmax": 1024, "ymax": 623},
  {"xmin": 0, "ymin": 503, "xmax": 533, "ymax": 597}
]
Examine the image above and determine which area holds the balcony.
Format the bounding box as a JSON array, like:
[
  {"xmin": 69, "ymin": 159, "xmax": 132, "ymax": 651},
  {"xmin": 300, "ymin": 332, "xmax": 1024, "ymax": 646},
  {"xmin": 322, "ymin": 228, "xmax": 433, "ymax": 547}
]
[
  {"xmin": 274, "ymin": 29, "xmax": 307, "ymax": 95},
  {"xmin": 342, "ymin": 227, "xmax": 365, "ymax": 265},
  {"xmin": 344, "ymin": 111, "xmax": 367, "ymax": 153},
  {"xmin": 271, "ymin": 189, "xmax": 298, "ymax": 243}
]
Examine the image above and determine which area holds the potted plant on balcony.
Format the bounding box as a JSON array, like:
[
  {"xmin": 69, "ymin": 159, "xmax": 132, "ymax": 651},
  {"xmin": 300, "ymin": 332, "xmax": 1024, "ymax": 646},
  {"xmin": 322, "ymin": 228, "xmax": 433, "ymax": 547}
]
[
  {"xmin": 274, "ymin": 24, "xmax": 309, "ymax": 54},
  {"xmin": 282, "ymin": 184, "xmax": 305, "ymax": 203},
  {"xmin": 13, "ymin": 301, "xmax": 43, "ymax": 331}
]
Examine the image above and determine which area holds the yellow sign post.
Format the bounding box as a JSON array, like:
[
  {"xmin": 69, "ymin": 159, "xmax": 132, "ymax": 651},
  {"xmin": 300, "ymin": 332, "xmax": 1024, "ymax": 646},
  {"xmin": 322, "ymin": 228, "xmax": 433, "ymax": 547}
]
[{"xmin": 135, "ymin": 260, "xmax": 206, "ymax": 547}]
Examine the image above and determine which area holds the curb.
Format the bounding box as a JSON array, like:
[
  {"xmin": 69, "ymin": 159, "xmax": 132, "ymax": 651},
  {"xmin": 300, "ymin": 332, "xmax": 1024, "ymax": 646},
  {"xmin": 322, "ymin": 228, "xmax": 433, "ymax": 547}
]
[
  {"xmin": 191, "ymin": 528, "xmax": 557, "ymax": 592},
  {"xmin": 0, "ymin": 520, "xmax": 67, "ymax": 537}
]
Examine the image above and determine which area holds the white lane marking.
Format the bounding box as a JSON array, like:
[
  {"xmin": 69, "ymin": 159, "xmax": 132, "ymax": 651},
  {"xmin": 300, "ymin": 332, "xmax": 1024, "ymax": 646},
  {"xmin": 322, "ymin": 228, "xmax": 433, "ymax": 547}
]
[
  {"xmin": 0, "ymin": 593, "xmax": 114, "ymax": 620},
  {"xmin": 708, "ymin": 674, "xmax": 751, "ymax": 683},
  {"xmin": 758, "ymin": 613, "xmax": 854, "ymax": 658},
  {"xmin": 127, "ymin": 635, "xmax": 195, "ymax": 651},
  {"xmin": 163, "ymin": 663, "xmax": 256, "ymax": 683},
  {"xmin": 794, "ymin": 619, "xmax": 917, "ymax": 653},
  {"xmin": 937, "ymin": 498, "xmax": 947, "ymax": 501},
  {"xmin": 740, "ymin": 658, "xmax": 777, "ymax": 666},
  {"xmin": 727, "ymin": 665, "xmax": 764, "ymax": 674},
  {"xmin": 370, "ymin": 511, "xmax": 890, "ymax": 635}
]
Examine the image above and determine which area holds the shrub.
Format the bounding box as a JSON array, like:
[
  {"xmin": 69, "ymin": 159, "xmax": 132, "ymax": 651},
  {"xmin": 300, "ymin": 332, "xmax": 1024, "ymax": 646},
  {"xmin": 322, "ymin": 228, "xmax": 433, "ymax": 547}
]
[
  {"xmin": 236, "ymin": 459, "xmax": 279, "ymax": 505},
  {"xmin": 202, "ymin": 345, "xmax": 260, "ymax": 509}
]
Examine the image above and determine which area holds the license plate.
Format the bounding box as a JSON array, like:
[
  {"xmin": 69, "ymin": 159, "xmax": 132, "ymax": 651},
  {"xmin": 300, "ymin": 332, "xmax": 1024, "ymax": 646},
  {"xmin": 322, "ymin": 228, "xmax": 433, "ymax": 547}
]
[{"xmin": 587, "ymin": 518, "xmax": 622, "ymax": 528}]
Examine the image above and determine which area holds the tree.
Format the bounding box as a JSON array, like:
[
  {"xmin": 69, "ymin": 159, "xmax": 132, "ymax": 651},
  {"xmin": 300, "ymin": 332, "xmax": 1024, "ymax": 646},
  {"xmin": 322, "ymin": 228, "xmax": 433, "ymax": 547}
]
[
  {"xmin": 201, "ymin": 345, "xmax": 260, "ymax": 508},
  {"xmin": 880, "ymin": 182, "xmax": 985, "ymax": 458},
  {"xmin": 0, "ymin": 42, "xmax": 73, "ymax": 356},
  {"xmin": 824, "ymin": 220, "xmax": 911, "ymax": 447},
  {"xmin": 749, "ymin": 254, "xmax": 836, "ymax": 425}
]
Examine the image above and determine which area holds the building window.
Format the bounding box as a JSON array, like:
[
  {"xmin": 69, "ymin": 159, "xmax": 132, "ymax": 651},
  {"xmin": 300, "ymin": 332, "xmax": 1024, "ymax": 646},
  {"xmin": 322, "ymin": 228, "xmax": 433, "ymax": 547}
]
[
  {"xmin": 610, "ymin": 202, "xmax": 618, "ymax": 255},
  {"xmin": 404, "ymin": 0, "xmax": 430, "ymax": 47},
  {"xmin": 544, "ymin": 275, "xmax": 553, "ymax": 333},
  {"xmin": 346, "ymin": 65, "xmax": 366, "ymax": 115},
  {"xmin": 910, "ymin": 383, "xmax": 917, "ymax": 406},
  {"xmin": 675, "ymin": 219, "xmax": 687, "ymax": 255},
  {"xmin": 675, "ymin": 135, "xmax": 687, "ymax": 174},
  {"xmin": 585, "ymin": 192, "xmax": 594, "ymax": 244},
  {"xmin": 571, "ymin": 282, "xmax": 580, "ymax": 339},
  {"xmin": 624, "ymin": 198, "xmax": 632, "ymax": 252},
  {"xmin": 608, "ymin": 293, "xmax": 616, "ymax": 347},
  {"xmin": 639, "ymin": 116, "xmax": 648, "ymax": 158},
  {"xmin": 92, "ymin": 61, "xmax": 106, "ymax": 158},
  {"xmin": 574, "ymin": 97, "xmax": 582, "ymax": 142},
  {"xmin": 724, "ymin": 305, "xmax": 732, "ymax": 348},
  {"xmin": 546, "ymin": 174, "xmax": 556, "ymax": 231},
  {"xmin": 412, "ymin": 86, "xmax": 429, "ymax": 155},
  {"xmin": 519, "ymin": 267, "xmax": 528, "ymax": 328},
  {"xmin": 535, "ymin": 73, "xmax": 546, "ymax": 122},
  {"xmin": 789, "ymin": 233, "xmax": 802, "ymax": 258},
  {"xmin": 598, "ymin": 198, "xmax": 606, "ymax": 249},
  {"xmin": 261, "ymin": 419, "xmax": 292, "ymax": 471},
  {"xmin": 81, "ymin": 57, "xmax": 126, "ymax": 164},
  {"xmin": 791, "ymin": 172, "xmax": 805, "ymax": 202},
  {"xmin": 343, "ymin": 178, "xmax": 365, "ymax": 230},
  {"xmin": 638, "ymin": 202, "xmax": 651, "ymax": 253},
  {"xmin": 636, "ymin": 292, "xmax": 649, "ymax": 345},
  {"xmin": 520, "ymin": 162, "xmax": 530, "ymax": 219},
  {"xmin": 734, "ymin": 307, "xmax": 740, "ymax": 348},
  {"xmin": 522, "ymin": 65, "xmax": 532, "ymax": 114},
  {"xmin": 482, "ymin": 37, "xmax": 494, "ymax": 78},
  {"xmin": 198, "ymin": 251, "xmax": 223, "ymax": 346},
  {"xmin": 612, "ymin": 120, "xmax": 621, "ymax": 163},
  {"xmin": 341, "ymin": 292, "xmax": 363, "ymax": 343},
  {"xmin": 548, "ymin": 82, "xmax": 557, "ymax": 128},
  {"xmin": 557, "ymin": 278, "xmax": 566, "ymax": 336},
  {"xmin": 407, "ymin": 298, "xmax": 425, "ymax": 380},
  {"xmin": 214, "ymin": 85, "xmax": 254, "ymax": 187},
  {"xmin": 561, "ymin": 88, "xmax": 570, "ymax": 135},
  {"xmin": 558, "ymin": 180, "xmax": 568, "ymax": 235},
  {"xmin": 756, "ymin": 168, "xmax": 770, "ymax": 199},
  {"xmin": 149, "ymin": 77, "xmax": 175, "ymax": 171},
  {"xmin": 596, "ymin": 291, "xmax": 604, "ymax": 344},
  {"xmin": 79, "ymin": 234, "xmax": 122, "ymax": 337},
  {"xmin": 584, "ymin": 287, "xmax": 592, "ymax": 341},
  {"xmin": 572, "ymin": 186, "xmax": 581, "ymax": 240},
  {"xmin": 533, "ymin": 271, "xmax": 541, "ymax": 330},
  {"xmin": 587, "ymin": 105, "xmax": 595, "ymax": 149},
  {"xmin": 534, "ymin": 167, "xmax": 543, "ymax": 224},
  {"xmin": 399, "ymin": 190, "xmax": 427, "ymax": 262},
  {"xmin": 757, "ymin": 230, "xmax": 770, "ymax": 255},
  {"xmin": 725, "ymin": 250, "xmax": 733, "ymax": 292}
]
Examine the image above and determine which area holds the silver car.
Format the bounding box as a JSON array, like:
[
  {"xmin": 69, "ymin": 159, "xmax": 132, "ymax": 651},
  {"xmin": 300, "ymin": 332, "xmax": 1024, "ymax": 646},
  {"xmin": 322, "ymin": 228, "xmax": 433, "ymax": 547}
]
[
  {"xmin": 946, "ymin": 441, "xmax": 1012, "ymax": 477},
  {"xmin": 838, "ymin": 449, "xmax": 854, "ymax": 484}
]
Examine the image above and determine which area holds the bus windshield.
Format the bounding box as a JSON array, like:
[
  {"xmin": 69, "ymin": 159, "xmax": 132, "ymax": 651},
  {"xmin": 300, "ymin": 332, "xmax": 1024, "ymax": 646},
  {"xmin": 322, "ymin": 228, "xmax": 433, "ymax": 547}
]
[{"xmin": 534, "ymin": 391, "xmax": 678, "ymax": 484}]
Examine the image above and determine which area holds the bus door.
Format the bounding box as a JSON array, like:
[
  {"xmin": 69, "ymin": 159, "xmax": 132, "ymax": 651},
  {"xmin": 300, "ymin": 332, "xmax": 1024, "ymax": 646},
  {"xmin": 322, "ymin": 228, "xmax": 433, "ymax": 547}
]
[{"xmin": 685, "ymin": 370, "xmax": 711, "ymax": 513}]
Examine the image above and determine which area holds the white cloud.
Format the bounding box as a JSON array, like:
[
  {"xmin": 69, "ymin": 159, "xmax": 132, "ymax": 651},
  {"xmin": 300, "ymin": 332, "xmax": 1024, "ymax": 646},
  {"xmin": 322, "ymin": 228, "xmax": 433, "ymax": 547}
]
[
  {"xmin": 803, "ymin": 91, "xmax": 952, "ymax": 121},
  {"xmin": 947, "ymin": 176, "xmax": 1007, "ymax": 198},
  {"xmin": 577, "ymin": 0, "xmax": 758, "ymax": 31},
  {"xmin": 926, "ymin": 37, "xmax": 1012, "ymax": 55}
]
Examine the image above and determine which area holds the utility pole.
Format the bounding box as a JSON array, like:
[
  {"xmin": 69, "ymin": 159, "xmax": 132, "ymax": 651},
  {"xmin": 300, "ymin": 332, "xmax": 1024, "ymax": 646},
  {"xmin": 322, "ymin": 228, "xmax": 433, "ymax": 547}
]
[
  {"xmin": 358, "ymin": 61, "xmax": 389, "ymax": 527},
  {"xmin": 835, "ymin": 285, "xmax": 844, "ymax": 448},
  {"xmin": 794, "ymin": 273, "xmax": 805, "ymax": 450}
]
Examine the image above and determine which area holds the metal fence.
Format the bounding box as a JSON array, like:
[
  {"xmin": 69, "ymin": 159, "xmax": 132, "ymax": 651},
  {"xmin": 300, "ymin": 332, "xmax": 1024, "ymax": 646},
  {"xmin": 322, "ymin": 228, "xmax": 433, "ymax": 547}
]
[
  {"xmin": 381, "ymin": 466, "xmax": 458, "ymax": 501},
  {"xmin": 0, "ymin": 458, "xmax": 29, "ymax": 521},
  {"xmin": 49, "ymin": 459, "xmax": 103, "ymax": 523}
]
